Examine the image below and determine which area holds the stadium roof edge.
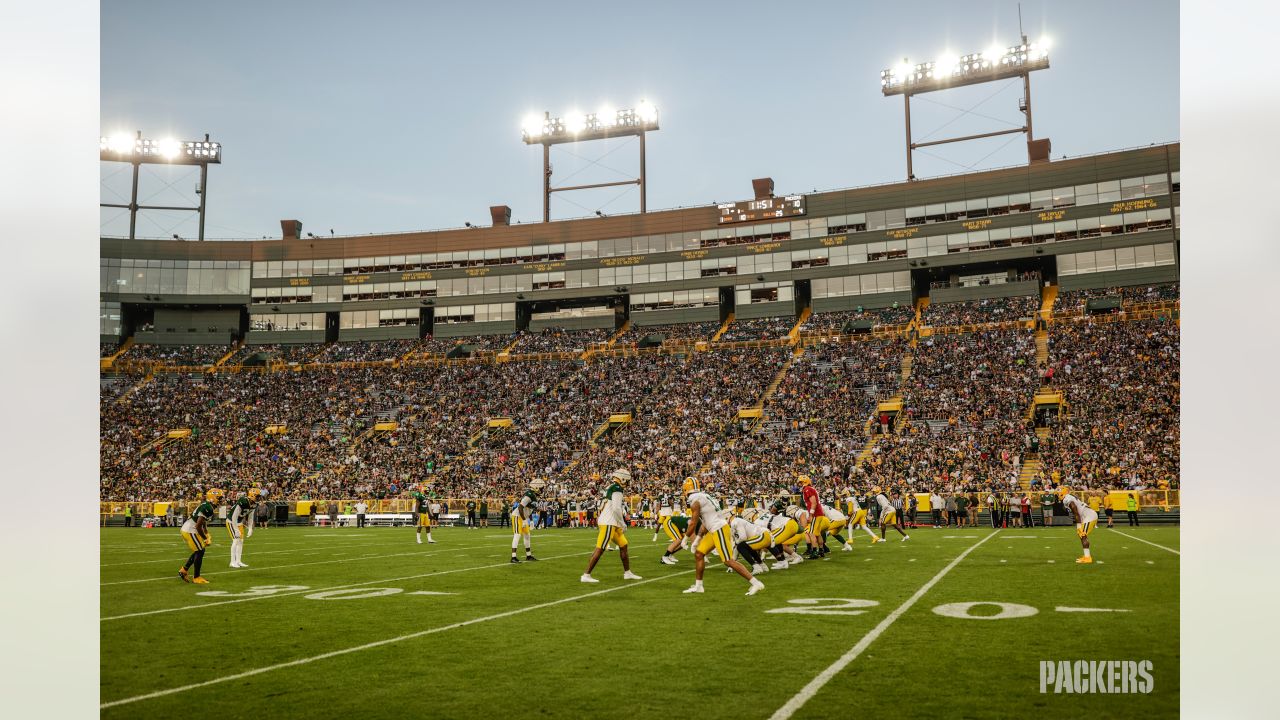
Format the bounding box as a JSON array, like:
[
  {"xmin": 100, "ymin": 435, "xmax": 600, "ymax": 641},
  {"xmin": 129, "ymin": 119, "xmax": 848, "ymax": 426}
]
[{"xmin": 102, "ymin": 141, "xmax": 1178, "ymax": 245}]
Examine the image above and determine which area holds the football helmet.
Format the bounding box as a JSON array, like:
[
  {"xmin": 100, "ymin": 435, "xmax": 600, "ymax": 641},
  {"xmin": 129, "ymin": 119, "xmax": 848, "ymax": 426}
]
[
  {"xmin": 682, "ymin": 476, "xmax": 700, "ymax": 496},
  {"xmin": 797, "ymin": 474, "xmax": 812, "ymax": 486},
  {"xmin": 205, "ymin": 488, "xmax": 224, "ymax": 502},
  {"xmin": 1055, "ymin": 486, "xmax": 1070, "ymax": 500},
  {"xmin": 529, "ymin": 478, "xmax": 547, "ymax": 492},
  {"xmin": 610, "ymin": 468, "xmax": 631, "ymax": 485},
  {"xmin": 247, "ymin": 487, "xmax": 262, "ymax": 501}
]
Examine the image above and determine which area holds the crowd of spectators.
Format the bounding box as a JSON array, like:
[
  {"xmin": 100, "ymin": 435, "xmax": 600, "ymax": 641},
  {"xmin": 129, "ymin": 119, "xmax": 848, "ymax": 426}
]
[
  {"xmin": 100, "ymin": 310, "xmax": 1178, "ymax": 504},
  {"xmin": 905, "ymin": 329, "xmax": 1038, "ymax": 423},
  {"xmin": 572, "ymin": 348, "xmax": 789, "ymax": 496},
  {"xmin": 510, "ymin": 327, "xmax": 613, "ymax": 354},
  {"xmin": 717, "ymin": 316, "xmax": 796, "ymax": 343},
  {"xmin": 623, "ymin": 321, "xmax": 720, "ymax": 346},
  {"xmin": 316, "ymin": 339, "xmax": 419, "ymax": 363},
  {"xmin": 922, "ymin": 295, "xmax": 1040, "ymax": 327},
  {"xmin": 122, "ymin": 344, "xmax": 234, "ymax": 366},
  {"xmin": 1036, "ymin": 317, "xmax": 1179, "ymax": 491},
  {"xmin": 1056, "ymin": 283, "xmax": 1180, "ymax": 312},
  {"xmin": 802, "ymin": 306, "xmax": 914, "ymax": 334},
  {"xmin": 228, "ymin": 343, "xmax": 326, "ymax": 365},
  {"xmin": 101, "ymin": 342, "xmax": 120, "ymax": 358},
  {"xmin": 412, "ymin": 333, "xmax": 513, "ymax": 357}
]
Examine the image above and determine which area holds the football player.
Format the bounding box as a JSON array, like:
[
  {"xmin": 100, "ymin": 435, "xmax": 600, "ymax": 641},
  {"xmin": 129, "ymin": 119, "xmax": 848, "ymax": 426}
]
[
  {"xmin": 819, "ymin": 501, "xmax": 852, "ymax": 552},
  {"xmin": 797, "ymin": 475, "xmax": 826, "ymax": 559},
  {"xmin": 659, "ymin": 511, "xmax": 691, "ymax": 565},
  {"xmin": 226, "ymin": 487, "xmax": 260, "ymax": 568},
  {"xmin": 873, "ymin": 487, "xmax": 910, "ymax": 542},
  {"xmin": 844, "ymin": 490, "xmax": 880, "ymax": 543},
  {"xmin": 510, "ymin": 479, "xmax": 543, "ymax": 563},
  {"xmin": 1059, "ymin": 486, "xmax": 1099, "ymax": 564},
  {"xmin": 179, "ymin": 489, "xmax": 219, "ymax": 584},
  {"xmin": 681, "ymin": 477, "xmax": 764, "ymax": 595},
  {"xmin": 756, "ymin": 501, "xmax": 802, "ymax": 569},
  {"xmin": 653, "ymin": 492, "xmax": 674, "ymax": 542},
  {"xmin": 730, "ymin": 508, "xmax": 774, "ymax": 575},
  {"xmin": 581, "ymin": 469, "xmax": 643, "ymax": 582},
  {"xmin": 410, "ymin": 484, "xmax": 435, "ymax": 545}
]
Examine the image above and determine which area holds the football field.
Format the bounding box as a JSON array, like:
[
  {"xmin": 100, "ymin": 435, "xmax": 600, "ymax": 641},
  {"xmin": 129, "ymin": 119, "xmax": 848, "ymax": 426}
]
[{"xmin": 100, "ymin": 524, "xmax": 1179, "ymax": 718}]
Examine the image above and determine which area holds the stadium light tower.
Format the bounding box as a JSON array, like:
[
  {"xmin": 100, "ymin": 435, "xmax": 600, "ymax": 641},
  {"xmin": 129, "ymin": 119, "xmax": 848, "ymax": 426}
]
[
  {"xmin": 99, "ymin": 130, "xmax": 222, "ymax": 240},
  {"xmin": 881, "ymin": 36, "xmax": 1051, "ymax": 180},
  {"xmin": 522, "ymin": 102, "xmax": 658, "ymax": 222}
]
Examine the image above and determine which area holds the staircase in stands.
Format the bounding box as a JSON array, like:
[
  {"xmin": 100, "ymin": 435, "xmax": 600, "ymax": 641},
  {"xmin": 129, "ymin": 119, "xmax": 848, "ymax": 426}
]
[
  {"xmin": 710, "ymin": 313, "xmax": 734, "ymax": 342},
  {"xmin": 213, "ymin": 340, "xmax": 244, "ymax": 368}
]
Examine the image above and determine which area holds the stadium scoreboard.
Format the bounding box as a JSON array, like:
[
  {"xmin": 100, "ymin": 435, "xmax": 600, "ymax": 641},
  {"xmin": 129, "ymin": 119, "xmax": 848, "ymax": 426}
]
[{"xmin": 717, "ymin": 195, "xmax": 805, "ymax": 224}]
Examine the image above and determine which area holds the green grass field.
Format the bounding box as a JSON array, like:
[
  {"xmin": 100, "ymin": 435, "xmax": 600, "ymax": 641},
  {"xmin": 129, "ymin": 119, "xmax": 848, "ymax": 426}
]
[{"xmin": 100, "ymin": 523, "xmax": 1179, "ymax": 718}]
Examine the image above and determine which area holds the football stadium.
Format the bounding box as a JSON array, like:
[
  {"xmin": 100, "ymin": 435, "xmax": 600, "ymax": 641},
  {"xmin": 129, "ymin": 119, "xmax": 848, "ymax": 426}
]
[{"xmin": 94, "ymin": 5, "xmax": 1181, "ymax": 719}]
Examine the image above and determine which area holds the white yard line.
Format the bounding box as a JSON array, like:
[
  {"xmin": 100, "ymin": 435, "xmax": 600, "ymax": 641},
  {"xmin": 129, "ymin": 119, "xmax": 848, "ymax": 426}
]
[
  {"xmin": 1111, "ymin": 529, "xmax": 1179, "ymax": 555},
  {"xmin": 100, "ymin": 535, "xmax": 583, "ymax": 586},
  {"xmin": 101, "ymin": 549, "xmax": 594, "ymax": 621},
  {"xmin": 768, "ymin": 531, "xmax": 1000, "ymax": 720},
  {"xmin": 100, "ymin": 569, "xmax": 692, "ymax": 709}
]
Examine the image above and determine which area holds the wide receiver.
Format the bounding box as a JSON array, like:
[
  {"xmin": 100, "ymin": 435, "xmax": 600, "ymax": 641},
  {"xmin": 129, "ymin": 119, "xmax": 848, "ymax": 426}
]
[
  {"xmin": 1059, "ymin": 486, "xmax": 1099, "ymax": 564},
  {"xmin": 225, "ymin": 487, "xmax": 261, "ymax": 568},
  {"xmin": 179, "ymin": 489, "xmax": 219, "ymax": 584},
  {"xmin": 681, "ymin": 477, "xmax": 764, "ymax": 596},
  {"xmin": 581, "ymin": 469, "xmax": 643, "ymax": 582},
  {"xmin": 873, "ymin": 487, "xmax": 910, "ymax": 542},
  {"xmin": 510, "ymin": 479, "xmax": 543, "ymax": 563}
]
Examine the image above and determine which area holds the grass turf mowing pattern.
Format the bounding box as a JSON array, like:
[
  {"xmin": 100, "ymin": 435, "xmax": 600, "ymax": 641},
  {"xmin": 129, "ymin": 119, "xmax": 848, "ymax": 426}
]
[{"xmin": 101, "ymin": 525, "xmax": 1178, "ymax": 718}]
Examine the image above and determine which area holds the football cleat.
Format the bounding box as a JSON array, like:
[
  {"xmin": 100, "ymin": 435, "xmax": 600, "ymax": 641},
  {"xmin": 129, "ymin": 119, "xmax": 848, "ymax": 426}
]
[
  {"xmin": 752, "ymin": 563, "xmax": 767, "ymax": 574},
  {"xmin": 580, "ymin": 574, "xmax": 600, "ymax": 583},
  {"xmin": 901, "ymin": 535, "xmax": 911, "ymax": 542},
  {"xmin": 178, "ymin": 567, "xmax": 191, "ymax": 583},
  {"xmin": 509, "ymin": 557, "xmax": 520, "ymax": 564},
  {"xmin": 772, "ymin": 560, "xmax": 789, "ymax": 570},
  {"xmin": 660, "ymin": 555, "xmax": 678, "ymax": 565},
  {"xmin": 237, "ymin": 562, "xmax": 249, "ymax": 568},
  {"xmin": 192, "ymin": 577, "xmax": 210, "ymax": 584},
  {"xmin": 682, "ymin": 584, "xmax": 704, "ymax": 594},
  {"xmin": 623, "ymin": 571, "xmax": 642, "ymax": 580},
  {"xmin": 428, "ymin": 539, "xmax": 437, "ymax": 544},
  {"xmin": 842, "ymin": 544, "xmax": 853, "ymax": 552},
  {"xmin": 525, "ymin": 555, "xmax": 538, "ymax": 561},
  {"xmin": 1076, "ymin": 556, "xmax": 1094, "ymax": 564},
  {"xmin": 746, "ymin": 579, "xmax": 765, "ymax": 596}
]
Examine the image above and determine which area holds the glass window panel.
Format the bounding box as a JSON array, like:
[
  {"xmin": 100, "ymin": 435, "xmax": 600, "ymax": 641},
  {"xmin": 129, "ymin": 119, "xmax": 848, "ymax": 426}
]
[{"xmin": 1153, "ymin": 243, "xmax": 1176, "ymax": 266}]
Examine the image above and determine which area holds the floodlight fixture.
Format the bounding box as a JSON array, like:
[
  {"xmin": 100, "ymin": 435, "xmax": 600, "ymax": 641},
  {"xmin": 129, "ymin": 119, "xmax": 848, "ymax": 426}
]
[
  {"xmin": 878, "ymin": 35, "xmax": 1053, "ymax": 180},
  {"xmin": 521, "ymin": 101, "xmax": 660, "ymax": 222},
  {"xmin": 880, "ymin": 38, "xmax": 1049, "ymax": 95},
  {"xmin": 99, "ymin": 130, "xmax": 221, "ymax": 240}
]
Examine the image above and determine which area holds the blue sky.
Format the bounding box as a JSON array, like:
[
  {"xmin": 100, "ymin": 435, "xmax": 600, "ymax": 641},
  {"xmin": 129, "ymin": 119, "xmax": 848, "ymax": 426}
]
[{"xmin": 100, "ymin": 0, "xmax": 1178, "ymax": 239}]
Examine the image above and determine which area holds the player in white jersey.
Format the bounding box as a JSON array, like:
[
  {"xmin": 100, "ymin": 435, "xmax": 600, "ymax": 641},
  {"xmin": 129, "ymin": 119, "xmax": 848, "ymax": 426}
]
[
  {"xmin": 845, "ymin": 491, "xmax": 881, "ymax": 543},
  {"xmin": 819, "ymin": 502, "xmax": 852, "ymax": 552},
  {"xmin": 759, "ymin": 501, "xmax": 804, "ymax": 569},
  {"xmin": 581, "ymin": 469, "xmax": 644, "ymax": 583},
  {"xmin": 873, "ymin": 487, "xmax": 910, "ymax": 542},
  {"xmin": 729, "ymin": 510, "xmax": 773, "ymax": 575},
  {"xmin": 681, "ymin": 477, "xmax": 764, "ymax": 595},
  {"xmin": 1058, "ymin": 486, "xmax": 1099, "ymax": 564}
]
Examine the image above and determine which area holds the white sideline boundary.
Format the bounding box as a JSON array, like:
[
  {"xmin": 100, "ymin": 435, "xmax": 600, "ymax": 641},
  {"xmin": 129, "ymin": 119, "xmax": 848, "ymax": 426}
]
[
  {"xmin": 100, "ymin": 569, "xmax": 692, "ymax": 709},
  {"xmin": 101, "ymin": 535, "xmax": 583, "ymax": 585},
  {"xmin": 101, "ymin": 550, "xmax": 594, "ymax": 621},
  {"xmin": 768, "ymin": 531, "xmax": 1000, "ymax": 720},
  {"xmin": 1111, "ymin": 529, "xmax": 1180, "ymax": 555}
]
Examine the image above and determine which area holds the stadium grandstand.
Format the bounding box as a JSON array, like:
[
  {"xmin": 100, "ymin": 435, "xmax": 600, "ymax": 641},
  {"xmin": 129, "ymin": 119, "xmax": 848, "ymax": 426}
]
[{"xmin": 100, "ymin": 143, "xmax": 1179, "ymax": 525}]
